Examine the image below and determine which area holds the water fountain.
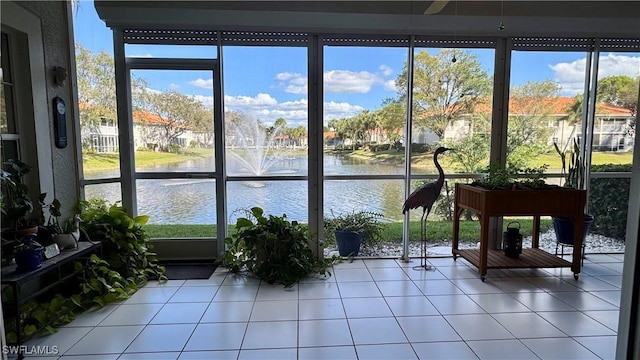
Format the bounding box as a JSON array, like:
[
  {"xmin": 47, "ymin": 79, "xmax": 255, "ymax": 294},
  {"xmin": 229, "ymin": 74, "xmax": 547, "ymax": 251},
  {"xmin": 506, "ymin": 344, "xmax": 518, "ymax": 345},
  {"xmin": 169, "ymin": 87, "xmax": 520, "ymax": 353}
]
[{"xmin": 226, "ymin": 114, "xmax": 289, "ymax": 179}]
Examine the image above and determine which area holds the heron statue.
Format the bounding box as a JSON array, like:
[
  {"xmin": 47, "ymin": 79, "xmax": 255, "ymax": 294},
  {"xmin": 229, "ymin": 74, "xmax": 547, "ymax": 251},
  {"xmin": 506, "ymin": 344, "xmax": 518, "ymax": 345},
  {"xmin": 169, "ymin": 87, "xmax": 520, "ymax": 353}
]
[{"xmin": 402, "ymin": 147, "xmax": 452, "ymax": 270}]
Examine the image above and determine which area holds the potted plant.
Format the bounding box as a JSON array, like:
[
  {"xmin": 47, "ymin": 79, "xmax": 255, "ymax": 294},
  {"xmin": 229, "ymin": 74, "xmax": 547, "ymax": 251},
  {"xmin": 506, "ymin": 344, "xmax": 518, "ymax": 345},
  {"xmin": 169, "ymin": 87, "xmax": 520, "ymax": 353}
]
[
  {"xmin": 223, "ymin": 207, "xmax": 338, "ymax": 287},
  {"xmin": 553, "ymin": 139, "xmax": 594, "ymax": 251},
  {"xmin": 1, "ymin": 159, "xmax": 39, "ymax": 238},
  {"xmin": 40, "ymin": 196, "xmax": 81, "ymax": 250},
  {"xmin": 324, "ymin": 210, "xmax": 384, "ymax": 256}
]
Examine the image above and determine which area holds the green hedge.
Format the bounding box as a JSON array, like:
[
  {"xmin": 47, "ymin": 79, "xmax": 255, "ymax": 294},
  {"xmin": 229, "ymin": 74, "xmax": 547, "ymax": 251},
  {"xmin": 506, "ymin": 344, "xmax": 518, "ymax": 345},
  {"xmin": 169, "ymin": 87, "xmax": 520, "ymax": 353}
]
[{"xmin": 589, "ymin": 163, "xmax": 631, "ymax": 241}]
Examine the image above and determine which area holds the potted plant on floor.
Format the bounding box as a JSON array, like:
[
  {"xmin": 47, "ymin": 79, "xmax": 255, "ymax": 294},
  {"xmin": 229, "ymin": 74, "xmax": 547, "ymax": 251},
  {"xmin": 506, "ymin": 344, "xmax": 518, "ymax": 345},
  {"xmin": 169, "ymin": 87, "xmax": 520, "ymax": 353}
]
[
  {"xmin": 324, "ymin": 210, "xmax": 384, "ymax": 256},
  {"xmin": 1, "ymin": 159, "xmax": 39, "ymax": 239},
  {"xmin": 553, "ymin": 139, "xmax": 594, "ymax": 253}
]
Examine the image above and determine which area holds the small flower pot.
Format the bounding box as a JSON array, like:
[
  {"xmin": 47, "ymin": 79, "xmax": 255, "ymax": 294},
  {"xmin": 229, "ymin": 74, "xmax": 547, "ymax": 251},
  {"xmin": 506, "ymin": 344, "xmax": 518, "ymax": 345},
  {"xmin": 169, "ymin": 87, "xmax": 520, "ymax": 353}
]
[
  {"xmin": 15, "ymin": 248, "xmax": 43, "ymax": 272},
  {"xmin": 335, "ymin": 230, "xmax": 363, "ymax": 256}
]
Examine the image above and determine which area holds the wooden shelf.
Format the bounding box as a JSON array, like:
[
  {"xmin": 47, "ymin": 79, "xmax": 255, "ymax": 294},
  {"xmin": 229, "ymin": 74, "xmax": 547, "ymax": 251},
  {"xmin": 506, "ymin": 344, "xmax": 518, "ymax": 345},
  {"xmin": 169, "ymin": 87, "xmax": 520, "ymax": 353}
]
[{"xmin": 455, "ymin": 248, "xmax": 571, "ymax": 270}]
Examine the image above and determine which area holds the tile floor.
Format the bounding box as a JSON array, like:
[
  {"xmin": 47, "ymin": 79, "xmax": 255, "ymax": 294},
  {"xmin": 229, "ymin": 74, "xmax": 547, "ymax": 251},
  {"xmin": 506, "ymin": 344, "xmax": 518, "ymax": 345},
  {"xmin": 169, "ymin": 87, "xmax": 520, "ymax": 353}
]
[{"xmin": 19, "ymin": 253, "xmax": 623, "ymax": 359}]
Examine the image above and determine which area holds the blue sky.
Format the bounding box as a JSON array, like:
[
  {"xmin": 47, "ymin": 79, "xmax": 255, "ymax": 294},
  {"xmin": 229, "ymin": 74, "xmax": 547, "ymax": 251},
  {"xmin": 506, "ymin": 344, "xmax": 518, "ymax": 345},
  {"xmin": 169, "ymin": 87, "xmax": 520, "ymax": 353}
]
[{"xmin": 73, "ymin": 0, "xmax": 639, "ymax": 128}]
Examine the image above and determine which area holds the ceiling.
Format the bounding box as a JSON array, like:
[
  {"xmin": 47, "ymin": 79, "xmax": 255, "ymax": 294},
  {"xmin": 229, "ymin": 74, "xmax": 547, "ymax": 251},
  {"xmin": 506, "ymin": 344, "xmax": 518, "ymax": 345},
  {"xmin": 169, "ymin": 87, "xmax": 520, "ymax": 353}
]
[{"xmin": 95, "ymin": 1, "xmax": 640, "ymax": 37}]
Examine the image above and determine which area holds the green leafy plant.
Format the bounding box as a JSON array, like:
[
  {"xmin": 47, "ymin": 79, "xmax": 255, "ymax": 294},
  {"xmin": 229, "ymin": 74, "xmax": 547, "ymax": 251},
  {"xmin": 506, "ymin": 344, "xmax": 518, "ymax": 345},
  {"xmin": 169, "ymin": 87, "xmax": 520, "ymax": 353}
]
[
  {"xmin": 79, "ymin": 199, "xmax": 166, "ymax": 286},
  {"xmin": 471, "ymin": 162, "xmax": 549, "ymax": 190},
  {"xmin": 224, "ymin": 207, "xmax": 338, "ymax": 287},
  {"xmin": 323, "ymin": 209, "xmax": 384, "ymax": 246},
  {"xmin": 589, "ymin": 163, "xmax": 631, "ymax": 240},
  {"xmin": 1, "ymin": 159, "xmax": 37, "ymax": 231}
]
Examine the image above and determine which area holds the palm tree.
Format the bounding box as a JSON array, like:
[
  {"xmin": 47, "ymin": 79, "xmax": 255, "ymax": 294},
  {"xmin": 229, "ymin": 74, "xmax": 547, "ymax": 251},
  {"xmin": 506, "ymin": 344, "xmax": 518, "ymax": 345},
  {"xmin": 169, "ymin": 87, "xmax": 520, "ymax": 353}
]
[{"xmin": 559, "ymin": 95, "xmax": 584, "ymax": 152}]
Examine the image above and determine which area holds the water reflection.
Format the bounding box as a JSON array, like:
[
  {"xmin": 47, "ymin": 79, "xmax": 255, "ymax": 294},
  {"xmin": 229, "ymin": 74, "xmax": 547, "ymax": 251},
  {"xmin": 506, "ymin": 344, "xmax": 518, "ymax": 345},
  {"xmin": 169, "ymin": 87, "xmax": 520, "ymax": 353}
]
[{"xmin": 85, "ymin": 154, "xmax": 408, "ymax": 224}]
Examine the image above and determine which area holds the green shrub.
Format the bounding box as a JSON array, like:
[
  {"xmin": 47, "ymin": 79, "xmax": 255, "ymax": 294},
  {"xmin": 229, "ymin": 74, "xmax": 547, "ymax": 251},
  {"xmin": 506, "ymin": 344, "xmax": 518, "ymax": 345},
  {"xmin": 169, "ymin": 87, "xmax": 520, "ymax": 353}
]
[{"xmin": 589, "ymin": 163, "xmax": 631, "ymax": 241}]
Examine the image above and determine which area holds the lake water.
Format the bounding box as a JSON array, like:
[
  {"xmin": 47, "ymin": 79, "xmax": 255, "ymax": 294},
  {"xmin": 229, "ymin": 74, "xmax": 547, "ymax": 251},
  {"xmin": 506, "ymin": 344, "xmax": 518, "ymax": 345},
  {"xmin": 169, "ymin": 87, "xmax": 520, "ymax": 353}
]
[{"xmin": 85, "ymin": 153, "xmax": 436, "ymax": 224}]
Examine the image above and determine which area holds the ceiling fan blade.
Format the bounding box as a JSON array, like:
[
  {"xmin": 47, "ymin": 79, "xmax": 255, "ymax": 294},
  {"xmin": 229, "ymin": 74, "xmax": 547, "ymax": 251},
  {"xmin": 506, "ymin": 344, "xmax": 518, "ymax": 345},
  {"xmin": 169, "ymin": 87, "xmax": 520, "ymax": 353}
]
[{"xmin": 423, "ymin": 0, "xmax": 450, "ymax": 15}]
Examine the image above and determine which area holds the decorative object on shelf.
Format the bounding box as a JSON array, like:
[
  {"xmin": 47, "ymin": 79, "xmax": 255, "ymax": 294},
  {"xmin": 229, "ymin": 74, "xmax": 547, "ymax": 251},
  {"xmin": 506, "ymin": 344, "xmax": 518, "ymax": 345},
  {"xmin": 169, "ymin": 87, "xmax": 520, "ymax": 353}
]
[
  {"xmin": 502, "ymin": 221, "xmax": 523, "ymax": 258},
  {"xmin": 324, "ymin": 209, "xmax": 384, "ymax": 257},
  {"xmin": 402, "ymin": 146, "xmax": 451, "ymax": 270},
  {"xmin": 43, "ymin": 243, "xmax": 61, "ymax": 259}
]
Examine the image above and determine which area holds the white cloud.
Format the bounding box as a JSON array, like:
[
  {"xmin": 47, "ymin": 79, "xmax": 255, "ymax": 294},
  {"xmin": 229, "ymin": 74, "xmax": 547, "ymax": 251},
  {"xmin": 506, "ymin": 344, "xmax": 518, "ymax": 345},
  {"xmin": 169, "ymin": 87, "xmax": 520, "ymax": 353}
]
[
  {"xmin": 189, "ymin": 78, "xmax": 214, "ymax": 90},
  {"xmin": 379, "ymin": 64, "xmax": 394, "ymax": 77},
  {"xmin": 324, "ymin": 70, "xmax": 382, "ymax": 93},
  {"xmin": 384, "ymin": 80, "xmax": 397, "ymax": 92},
  {"xmin": 168, "ymin": 83, "xmax": 181, "ymax": 91},
  {"xmin": 550, "ymin": 53, "xmax": 640, "ymax": 96},
  {"xmin": 274, "ymin": 72, "xmax": 308, "ymax": 94}
]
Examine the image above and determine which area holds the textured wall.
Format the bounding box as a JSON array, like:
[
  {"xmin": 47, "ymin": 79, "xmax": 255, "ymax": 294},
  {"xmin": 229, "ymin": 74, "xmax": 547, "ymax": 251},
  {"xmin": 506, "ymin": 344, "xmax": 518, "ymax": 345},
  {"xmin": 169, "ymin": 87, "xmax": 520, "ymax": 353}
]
[{"xmin": 15, "ymin": 1, "xmax": 80, "ymax": 217}]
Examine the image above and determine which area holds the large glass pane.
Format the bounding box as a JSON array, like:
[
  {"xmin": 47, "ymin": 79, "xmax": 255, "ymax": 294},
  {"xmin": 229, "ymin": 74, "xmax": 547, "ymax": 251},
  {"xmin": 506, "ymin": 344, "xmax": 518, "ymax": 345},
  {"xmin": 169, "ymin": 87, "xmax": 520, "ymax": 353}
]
[
  {"xmin": 508, "ymin": 50, "xmax": 587, "ymax": 178},
  {"xmin": 223, "ymin": 46, "xmax": 308, "ymax": 177},
  {"xmin": 130, "ymin": 69, "xmax": 215, "ymax": 173},
  {"xmin": 84, "ymin": 183, "xmax": 122, "ymax": 205},
  {"xmin": 408, "ymin": 47, "xmax": 494, "ymax": 206},
  {"xmin": 587, "ymin": 51, "xmax": 639, "ymax": 250},
  {"xmin": 323, "ymin": 46, "xmax": 407, "ymax": 176},
  {"xmin": 136, "ymin": 179, "xmax": 216, "ymax": 238},
  {"xmin": 227, "ymin": 180, "xmax": 308, "ymax": 223}
]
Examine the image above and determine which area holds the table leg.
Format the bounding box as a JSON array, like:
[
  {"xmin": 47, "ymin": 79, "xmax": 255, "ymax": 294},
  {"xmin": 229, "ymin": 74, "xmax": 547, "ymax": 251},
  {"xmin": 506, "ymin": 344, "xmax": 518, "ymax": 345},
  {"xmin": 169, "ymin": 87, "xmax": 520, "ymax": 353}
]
[
  {"xmin": 532, "ymin": 215, "xmax": 540, "ymax": 249},
  {"xmin": 452, "ymin": 206, "xmax": 463, "ymax": 259},
  {"xmin": 479, "ymin": 214, "xmax": 490, "ymax": 281},
  {"xmin": 572, "ymin": 214, "xmax": 584, "ymax": 278}
]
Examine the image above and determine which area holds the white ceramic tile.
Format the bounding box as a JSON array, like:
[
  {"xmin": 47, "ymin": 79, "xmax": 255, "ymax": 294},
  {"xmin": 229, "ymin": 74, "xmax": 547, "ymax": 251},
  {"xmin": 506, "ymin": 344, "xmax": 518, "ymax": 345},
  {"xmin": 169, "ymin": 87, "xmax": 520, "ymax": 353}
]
[
  {"xmin": 492, "ymin": 312, "xmax": 566, "ymax": 338},
  {"xmin": 445, "ymin": 314, "xmax": 515, "ymax": 341},
  {"xmin": 184, "ymin": 323, "xmax": 247, "ymax": 351},
  {"xmin": 178, "ymin": 350, "xmax": 239, "ymax": 360},
  {"xmin": 255, "ymin": 283, "xmax": 298, "ymax": 300},
  {"xmin": 168, "ymin": 287, "xmax": 217, "ymax": 302},
  {"xmin": 355, "ymin": 343, "xmax": 417, "ymax": 360},
  {"xmin": 242, "ymin": 321, "xmax": 298, "ymax": 349},
  {"xmin": 591, "ymin": 290, "xmax": 621, "ymax": 306},
  {"xmin": 144, "ymin": 280, "xmax": 186, "ymax": 287},
  {"xmin": 249, "ymin": 300, "xmax": 298, "ymax": 321},
  {"xmin": 125, "ymin": 287, "xmax": 179, "ymax": 304},
  {"xmin": 221, "ymin": 273, "xmax": 261, "ymax": 286},
  {"xmin": 583, "ymin": 310, "xmax": 620, "ymax": 331},
  {"xmin": 521, "ymin": 337, "xmax": 600, "ymax": 359},
  {"xmin": 183, "ymin": 276, "xmax": 225, "ymax": 287},
  {"xmin": 414, "ymin": 279, "xmax": 464, "ymax": 296},
  {"xmin": 299, "ymin": 298, "xmax": 346, "ymax": 320},
  {"xmin": 412, "ymin": 342, "xmax": 478, "ymax": 360},
  {"xmin": 525, "ymin": 277, "xmax": 582, "ymax": 292},
  {"xmin": 403, "ymin": 266, "xmax": 448, "ymax": 280},
  {"xmin": 342, "ymin": 297, "xmax": 392, "ymax": 318},
  {"xmin": 348, "ymin": 317, "xmax": 408, "ymax": 345},
  {"xmin": 581, "ymin": 263, "xmax": 622, "ymax": 276},
  {"xmin": 333, "ymin": 268, "xmax": 374, "ymax": 282},
  {"xmin": 509, "ymin": 291, "xmax": 576, "ymax": 311},
  {"xmin": 212, "ymin": 285, "xmax": 259, "ymax": 301},
  {"xmin": 598, "ymin": 275, "xmax": 623, "ymax": 288},
  {"xmin": 60, "ymin": 355, "xmax": 119, "ymax": 360},
  {"xmin": 491, "ymin": 278, "xmax": 544, "ymax": 293},
  {"xmin": 118, "ymin": 352, "xmax": 180, "ymax": 360},
  {"xmin": 200, "ymin": 301, "xmax": 254, "ymax": 323},
  {"xmin": 63, "ymin": 305, "xmax": 118, "ymax": 327},
  {"xmin": 298, "ymin": 346, "xmax": 357, "ymax": 360},
  {"xmin": 466, "ymin": 339, "xmax": 538, "ymax": 359},
  {"xmin": 385, "ymin": 296, "xmax": 439, "ymax": 317},
  {"xmin": 367, "ymin": 267, "xmax": 410, "ymax": 281},
  {"xmin": 537, "ymin": 311, "xmax": 617, "ymax": 336},
  {"xmin": 25, "ymin": 326, "xmax": 93, "ymax": 356},
  {"xmin": 337, "ymin": 281, "xmax": 381, "ymax": 298},
  {"xmin": 375, "ymin": 280, "xmax": 422, "ymax": 297},
  {"xmin": 65, "ymin": 326, "xmax": 144, "ymax": 355},
  {"xmin": 125, "ymin": 324, "xmax": 196, "ymax": 353},
  {"xmin": 298, "ymin": 282, "xmax": 341, "ymax": 299},
  {"xmin": 396, "ymin": 315, "xmax": 461, "ymax": 342},
  {"xmin": 570, "ymin": 275, "xmax": 621, "ymax": 291},
  {"xmin": 468, "ymin": 293, "xmax": 532, "ymax": 313},
  {"xmin": 574, "ymin": 335, "xmax": 617, "ymax": 359},
  {"xmin": 549, "ymin": 291, "xmax": 619, "ymax": 311},
  {"xmin": 298, "ymin": 319, "xmax": 353, "ymax": 347},
  {"xmin": 427, "ymin": 294, "xmax": 486, "ymax": 315},
  {"xmin": 450, "ymin": 278, "xmax": 505, "ymax": 294},
  {"xmin": 437, "ymin": 266, "xmax": 482, "ymax": 280},
  {"xmin": 237, "ymin": 348, "xmax": 297, "ymax": 360},
  {"xmin": 364, "ymin": 259, "xmax": 402, "ymax": 268},
  {"xmin": 99, "ymin": 303, "xmax": 164, "ymax": 326},
  {"xmin": 332, "ymin": 259, "xmax": 366, "ymax": 269},
  {"xmin": 150, "ymin": 302, "xmax": 209, "ymax": 324}
]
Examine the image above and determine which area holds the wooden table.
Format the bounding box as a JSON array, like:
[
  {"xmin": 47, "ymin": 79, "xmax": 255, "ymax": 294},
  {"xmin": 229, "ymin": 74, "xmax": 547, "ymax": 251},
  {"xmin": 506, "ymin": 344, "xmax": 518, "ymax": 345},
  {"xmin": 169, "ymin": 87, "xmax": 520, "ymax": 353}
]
[{"xmin": 452, "ymin": 184, "xmax": 586, "ymax": 281}]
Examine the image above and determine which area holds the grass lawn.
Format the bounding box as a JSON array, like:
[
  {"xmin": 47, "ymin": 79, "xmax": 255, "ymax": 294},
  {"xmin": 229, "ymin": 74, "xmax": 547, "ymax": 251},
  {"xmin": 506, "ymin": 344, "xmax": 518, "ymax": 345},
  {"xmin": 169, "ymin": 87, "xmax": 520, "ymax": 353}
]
[
  {"xmin": 144, "ymin": 218, "xmax": 553, "ymax": 244},
  {"xmin": 83, "ymin": 148, "xmax": 214, "ymax": 173}
]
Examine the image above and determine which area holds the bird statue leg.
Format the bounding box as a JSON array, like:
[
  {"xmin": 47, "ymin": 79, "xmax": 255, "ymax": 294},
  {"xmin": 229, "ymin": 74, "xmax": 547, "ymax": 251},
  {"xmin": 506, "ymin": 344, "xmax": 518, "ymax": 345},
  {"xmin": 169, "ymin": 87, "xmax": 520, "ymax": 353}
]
[{"xmin": 420, "ymin": 211, "xmax": 434, "ymax": 270}]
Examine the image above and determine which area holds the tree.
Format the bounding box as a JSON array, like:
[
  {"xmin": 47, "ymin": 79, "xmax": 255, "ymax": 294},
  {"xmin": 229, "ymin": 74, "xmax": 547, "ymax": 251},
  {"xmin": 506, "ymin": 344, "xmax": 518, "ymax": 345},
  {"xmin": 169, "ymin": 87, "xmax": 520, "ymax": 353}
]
[
  {"xmin": 375, "ymin": 98, "xmax": 406, "ymax": 143},
  {"xmin": 507, "ymin": 80, "xmax": 560, "ymax": 169},
  {"xmin": 597, "ymin": 75, "xmax": 638, "ymax": 138},
  {"xmin": 140, "ymin": 90, "xmax": 210, "ymax": 152},
  {"xmin": 395, "ymin": 49, "xmax": 492, "ymax": 139},
  {"xmin": 559, "ymin": 94, "xmax": 584, "ymax": 153},
  {"xmin": 445, "ymin": 115, "xmax": 491, "ymax": 173}
]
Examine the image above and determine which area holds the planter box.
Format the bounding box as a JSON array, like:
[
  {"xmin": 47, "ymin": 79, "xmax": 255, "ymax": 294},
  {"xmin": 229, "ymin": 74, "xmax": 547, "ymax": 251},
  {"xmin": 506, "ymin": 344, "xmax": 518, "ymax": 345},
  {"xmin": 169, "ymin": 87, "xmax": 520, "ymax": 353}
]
[{"xmin": 453, "ymin": 184, "xmax": 586, "ymax": 281}]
